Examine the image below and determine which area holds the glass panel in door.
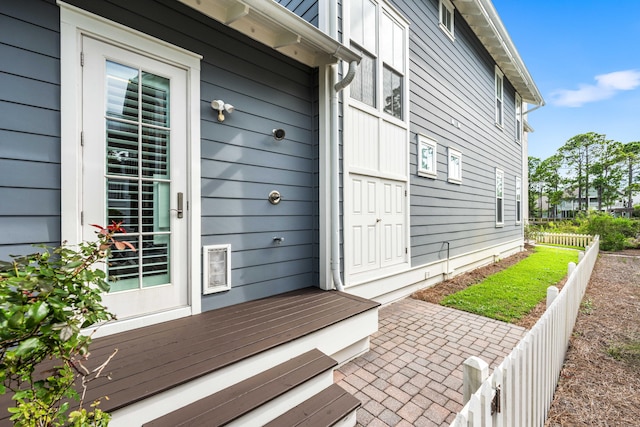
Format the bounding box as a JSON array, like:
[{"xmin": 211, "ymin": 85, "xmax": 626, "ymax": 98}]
[{"xmin": 104, "ymin": 61, "xmax": 172, "ymax": 293}]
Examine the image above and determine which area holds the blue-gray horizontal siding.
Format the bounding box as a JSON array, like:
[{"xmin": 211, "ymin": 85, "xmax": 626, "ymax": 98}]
[
  {"xmin": 0, "ymin": 0, "xmax": 61, "ymax": 260},
  {"xmin": 277, "ymin": 0, "xmax": 319, "ymax": 27},
  {"xmin": 1, "ymin": 0, "xmax": 319, "ymax": 309},
  {"xmin": 63, "ymin": 0, "xmax": 319, "ymax": 310},
  {"xmin": 389, "ymin": 0, "xmax": 524, "ymax": 267}
]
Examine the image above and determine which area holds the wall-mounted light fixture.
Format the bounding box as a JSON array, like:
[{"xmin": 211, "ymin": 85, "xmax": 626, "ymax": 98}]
[
  {"xmin": 211, "ymin": 99, "xmax": 234, "ymax": 122},
  {"xmin": 272, "ymin": 128, "xmax": 286, "ymax": 141}
]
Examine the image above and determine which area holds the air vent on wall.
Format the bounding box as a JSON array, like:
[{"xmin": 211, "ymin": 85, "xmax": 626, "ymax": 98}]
[{"xmin": 203, "ymin": 244, "xmax": 231, "ymax": 294}]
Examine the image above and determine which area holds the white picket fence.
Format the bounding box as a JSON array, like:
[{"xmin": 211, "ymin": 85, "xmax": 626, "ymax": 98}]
[
  {"xmin": 534, "ymin": 232, "xmax": 593, "ymax": 248},
  {"xmin": 450, "ymin": 235, "xmax": 600, "ymax": 427}
]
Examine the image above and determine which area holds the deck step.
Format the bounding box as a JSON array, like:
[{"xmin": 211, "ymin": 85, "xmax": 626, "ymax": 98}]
[
  {"xmin": 143, "ymin": 349, "xmax": 337, "ymax": 427},
  {"xmin": 264, "ymin": 384, "xmax": 361, "ymax": 427}
]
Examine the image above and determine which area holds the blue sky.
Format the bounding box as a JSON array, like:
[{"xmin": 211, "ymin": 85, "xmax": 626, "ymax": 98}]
[{"xmin": 491, "ymin": 1, "xmax": 640, "ymax": 160}]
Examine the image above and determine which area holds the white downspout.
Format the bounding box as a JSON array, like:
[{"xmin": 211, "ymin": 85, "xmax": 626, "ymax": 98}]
[{"xmin": 330, "ymin": 61, "xmax": 358, "ymax": 291}]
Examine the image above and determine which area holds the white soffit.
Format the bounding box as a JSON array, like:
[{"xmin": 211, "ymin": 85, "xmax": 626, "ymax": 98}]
[
  {"xmin": 178, "ymin": 0, "xmax": 361, "ymax": 67},
  {"xmin": 453, "ymin": 0, "xmax": 544, "ymax": 106}
]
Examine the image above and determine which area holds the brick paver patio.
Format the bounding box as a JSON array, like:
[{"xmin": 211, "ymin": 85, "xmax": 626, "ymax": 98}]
[{"xmin": 335, "ymin": 297, "xmax": 528, "ymax": 426}]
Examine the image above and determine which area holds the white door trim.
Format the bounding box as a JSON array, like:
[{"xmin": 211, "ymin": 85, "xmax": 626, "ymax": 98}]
[{"xmin": 59, "ymin": 2, "xmax": 202, "ymax": 333}]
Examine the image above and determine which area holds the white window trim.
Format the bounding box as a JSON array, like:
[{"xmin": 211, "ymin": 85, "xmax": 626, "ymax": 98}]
[
  {"xmin": 417, "ymin": 134, "xmax": 437, "ymax": 179},
  {"xmin": 515, "ymin": 93, "xmax": 522, "ymax": 143},
  {"xmin": 515, "ymin": 176, "xmax": 522, "ymax": 224},
  {"xmin": 439, "ymin": 0, "xmax": 455, "ymax": 41},
  {"xmin": 447, "ymin": 147, "xmax": 462, "ymax": 184},
  {"xmin": 58, "ymin": 2, "xmax": 203, "ymax": 321},
  {"xmin": 495, "ymin": 66, "xmax": 504, "ymax": 129},
  {"xmin": 496, "ymin": 168, "xmax": 504, "ymax": 226}
]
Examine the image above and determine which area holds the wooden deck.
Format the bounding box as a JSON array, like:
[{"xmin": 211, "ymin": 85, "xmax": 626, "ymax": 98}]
[{"xmin": 0, "ymin": 288, "xmax": 378, "ymax": 422}]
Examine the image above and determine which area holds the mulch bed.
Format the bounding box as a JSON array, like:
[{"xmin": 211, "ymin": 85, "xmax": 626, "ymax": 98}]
[
  {"xmin": 411, "ymin": 245, "xmax": 640, "ymax": 425},
  {"xmin": 545, "ymin": 251, "xmax": 640, "ymax": 426}
]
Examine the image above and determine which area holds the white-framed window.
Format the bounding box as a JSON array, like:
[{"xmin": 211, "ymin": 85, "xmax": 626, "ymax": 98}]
[
  {"xmin": 515, "ymin": 93, "xmax": 522, "ymax": 143},
  {"xmin": 496, "ymin": 168, "xmax": 504, "ymax": 226},
  {"xmin": 350, "ymin": 0, "xmax": 407, "ymax": 121},
  {"xmin": 495, "ymin": 66, "xmax": 504, "ymax": 128},
  {"xmin": 418, "ymin": 134, "xmax": 437, "ymax": 178},
  {"xmin": 515, "ymin": 176, "xmax": 522, "ymax": 224},
  {"xmin": 448, "ymin": 147, "xmax": 462, "ymax": 184},
  {"xmin": 439, "ymin": 0, "xmax": 455, "ymax": 41}
]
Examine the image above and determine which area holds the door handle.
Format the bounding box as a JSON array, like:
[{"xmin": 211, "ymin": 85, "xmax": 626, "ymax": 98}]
[{"xmin": 177, "ymin": 192, "xmax": 184, "ymax": 218}]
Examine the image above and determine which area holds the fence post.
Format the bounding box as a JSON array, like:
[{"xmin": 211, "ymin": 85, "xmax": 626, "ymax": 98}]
[
  {"xmin": 547, "ymin": 286, "xmax": 559, "ymax": 309},
  {"xmin": 463, "ymin": 356, "xmax": 488, "ymax": 405},
  {"xmin": 568, "ymin": 261, "xmax": 576, "ymax": 276},
  {"xmin": 578, "ymin": 251, "xmax": 584, "ymax": 263}
]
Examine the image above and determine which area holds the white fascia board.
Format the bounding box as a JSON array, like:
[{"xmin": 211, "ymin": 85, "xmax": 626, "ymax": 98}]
[
  {"xmin": 453, "ymin": 0, "xmax": 544, "ymax": 106},
  {"xmin": 178, "ymin": 0, "xmax": 361, "ymax": 67}
]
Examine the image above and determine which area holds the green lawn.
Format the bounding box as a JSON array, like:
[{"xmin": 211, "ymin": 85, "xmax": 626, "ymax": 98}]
[{"xmin": 441, "ymin": 246, "xmax": 579, "ymax": 323}]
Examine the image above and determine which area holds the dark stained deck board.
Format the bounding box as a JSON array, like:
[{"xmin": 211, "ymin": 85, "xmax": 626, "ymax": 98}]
[
  {"xmin": 89, "ymin": 290, "xmax": 340, "ymax": 352},
  {"xmin": 264, "ymin": 384, "xmax": 362, "ymax": 427},
  {"xmin": 80, "ymin": 289, "xmax": 377, "ymax": 413},
  {"xmin": 143, "ymin": 349, "xmax": 337, "ymax": 427},
  {"xmin": 90, "ymin": 289, "xmax": 348, "ymax": 366},
  {"xmin": 92, "ymin": 289, "xmax": 342, "ymax": 348}
]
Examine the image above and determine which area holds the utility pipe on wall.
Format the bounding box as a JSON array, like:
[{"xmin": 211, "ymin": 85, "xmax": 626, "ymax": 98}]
[{"xmin": 330, "ymin": 61, "xmax": 358, "ymax": 292}]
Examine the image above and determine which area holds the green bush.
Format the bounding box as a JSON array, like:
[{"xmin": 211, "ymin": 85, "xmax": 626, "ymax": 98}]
[
  {"xmin": 527, "ymin": 220, "xmax": 581, "ymax": 235},
  {"xmin": 1, "ymin": 222, "xmax": 134, "ymax": 426},
  {"xmin": 580, "ymin": 213, "xmax": 639, "ymax": 251}
]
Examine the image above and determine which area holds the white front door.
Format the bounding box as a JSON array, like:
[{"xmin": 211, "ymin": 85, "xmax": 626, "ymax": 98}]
[{"xmin": 81, "ymin": 36, "xmax": 188, "ymax": 320}]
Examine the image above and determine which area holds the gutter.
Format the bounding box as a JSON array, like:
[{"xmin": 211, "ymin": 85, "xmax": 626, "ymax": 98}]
[
  {"xmin": 330, "ymin": 61, "xmax": 358, "ymax": 292},
  {"xmin": 524, "ymin": 103, "xmax": 544, "ymax": 115},
  {"xmin": 177, "ymin": 0, "xmax": 360, "ymax": 66},
  {"xmin": 239, "ymin": 0, "xmax": 361, "ymax": 63},
  {"xmin": 325, "ymin": 0, "xmax": 359, "ymax": 292}
]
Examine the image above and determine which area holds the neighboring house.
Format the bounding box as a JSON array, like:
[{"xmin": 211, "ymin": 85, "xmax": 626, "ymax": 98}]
[
  {"xmin": 0, "ymin": 0, "xmax": 542, "ymax": 424},
  {"xmin": 555, "ymin": 189, "xmax": 639, "ymax": 218}
]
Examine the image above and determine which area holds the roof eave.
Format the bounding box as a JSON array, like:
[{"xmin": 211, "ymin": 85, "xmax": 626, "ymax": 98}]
[
  {"xmin": 453, "ymin": 0, "xmax": 544, "ymax": 106},
  {"xmin": 178, "ymin": 0, "xmax": 361, "ymax": 67}
]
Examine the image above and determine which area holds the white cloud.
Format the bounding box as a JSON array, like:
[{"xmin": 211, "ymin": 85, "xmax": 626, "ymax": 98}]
[{"xmin": 550, "ymin": 69, "xmax": 640, "ymax": 107}]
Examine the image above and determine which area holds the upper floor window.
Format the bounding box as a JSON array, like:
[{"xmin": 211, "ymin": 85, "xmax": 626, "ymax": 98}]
[
  {"xmin": 495, "ymin": 67, "xmax": 504, "ymax": 127},
  {"xmin": 439, "ymin": 0, "xmax": 455, "ymax": 40},
  {"xmin": 496, "ymin": 168, "xmax": 504, "ymax": 226},
  {"xmin": 350, "ymin": 0, "xmax": 376, "ymax": 108},
  {"xmin": 350, "ymin": 0, "xmax": 407, "ymax": 121},
  {"xmin": 515, "ymin": 93, "xmax": 522, "ymax": 142}
]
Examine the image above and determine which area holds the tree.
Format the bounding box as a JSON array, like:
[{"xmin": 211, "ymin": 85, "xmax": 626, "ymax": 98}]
[
  {"xmin": 559, "ymin": 132, "xmax": 603, "ymax": 211},
  {"xmin": 590, "ymin": 139, "xmax": 624, "ymax": 211},
  {"xmin": 621, "ymin": 141, "xmax": 640, "ymax": 214},
  {"xmin": 527, "ymin": 156, "xmax": 542, "ymax": 217},
  {"xmin": 538, "ymin": 154, "xmax": 564, "ymax": 218}
]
